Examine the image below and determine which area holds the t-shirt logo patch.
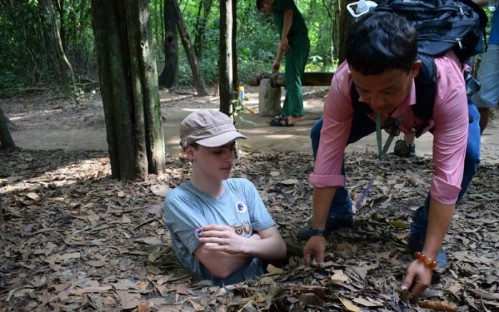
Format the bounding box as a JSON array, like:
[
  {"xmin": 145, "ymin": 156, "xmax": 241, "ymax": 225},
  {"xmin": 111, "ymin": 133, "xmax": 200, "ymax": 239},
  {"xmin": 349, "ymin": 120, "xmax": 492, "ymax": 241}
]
[
  {"xmin": 243, "ymin": 221, "xmax": 251, "ymax": 234},
  {"xmin": 233, "ymin": 222, "xmax": 251, "ymax": 236},
  {"xmin": 234, "ymin": 225, "xmax": 244, "ymax": 235},
  {"xmin": 235, "ymin": 201, "xmax": 247, "ymax": 214}
]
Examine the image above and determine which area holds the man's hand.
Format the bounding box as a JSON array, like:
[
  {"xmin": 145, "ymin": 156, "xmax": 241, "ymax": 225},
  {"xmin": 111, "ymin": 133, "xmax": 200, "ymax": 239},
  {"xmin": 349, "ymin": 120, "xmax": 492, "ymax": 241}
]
[
  {"xmin": 303, "ymin": 236, "xmax": 327, "ymax": 265},
  {"xmin": 272, "ymin": 37, "xmax": 291, "ymax": 73},
  {"xmin": 401, "ymin": 260, "xmax": 433, "ymax": 301},
  {"xmin": 271, "ymin": 61, "xmax": 281, "ymax": 73},
  {"xmin": 279, "ymin": 37, "xmax": 291, "ymax": 54}
]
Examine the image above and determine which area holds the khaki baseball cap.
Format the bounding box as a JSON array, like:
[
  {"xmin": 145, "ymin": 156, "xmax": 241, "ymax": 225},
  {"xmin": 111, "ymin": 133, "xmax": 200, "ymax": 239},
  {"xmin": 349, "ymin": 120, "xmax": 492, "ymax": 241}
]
[{"xmin": 180, "ymin": 109, "xmax": 247, "ymax": 148}]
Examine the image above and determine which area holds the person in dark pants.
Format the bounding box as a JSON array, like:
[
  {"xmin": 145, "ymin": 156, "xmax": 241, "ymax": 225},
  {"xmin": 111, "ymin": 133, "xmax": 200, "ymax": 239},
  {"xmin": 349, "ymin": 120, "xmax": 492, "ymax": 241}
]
[
  {"xmin": 302, "ymin": 12, "xmax": 480, "ymax": 301},
  {"xmin": 473, "ymin": 2, "xmax": 499, "ymax": 134},
  {"xmin": 257, "ymin": 0, "xmax": 310, "ymax": 127}
]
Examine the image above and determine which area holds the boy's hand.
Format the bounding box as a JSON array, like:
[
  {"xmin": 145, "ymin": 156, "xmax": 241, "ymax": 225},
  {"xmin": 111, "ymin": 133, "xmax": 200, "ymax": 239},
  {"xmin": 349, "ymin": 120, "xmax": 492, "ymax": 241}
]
[{"xmin": 197, "ymin": 225, "xmax": 246, "ymax": 254}]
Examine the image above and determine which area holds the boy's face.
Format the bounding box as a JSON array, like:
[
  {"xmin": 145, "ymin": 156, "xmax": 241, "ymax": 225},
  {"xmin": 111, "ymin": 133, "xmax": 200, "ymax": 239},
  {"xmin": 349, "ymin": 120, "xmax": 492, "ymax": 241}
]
[
  {"xmin": 260, "ymin": 0, "xmax": 274, "ymax": 15},
  {"xmin": 350, "ymin": 61, "xmax": 421, "ymax": 114},
  {"xmin": 186, "ymin": 142, "xmax": 236, "ymax": 181}
]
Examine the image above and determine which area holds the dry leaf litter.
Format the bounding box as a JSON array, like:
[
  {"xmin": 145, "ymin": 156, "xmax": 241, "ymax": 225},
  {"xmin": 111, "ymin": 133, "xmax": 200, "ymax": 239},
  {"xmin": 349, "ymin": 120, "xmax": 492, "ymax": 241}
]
[{"xmin": 1, "ymin": 148, "xmax": 498, "ymax": 312}]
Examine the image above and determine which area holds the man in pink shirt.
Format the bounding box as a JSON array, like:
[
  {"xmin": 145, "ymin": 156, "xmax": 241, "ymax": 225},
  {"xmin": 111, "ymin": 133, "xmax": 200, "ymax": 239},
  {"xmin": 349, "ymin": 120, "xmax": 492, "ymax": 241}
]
[{"xmin": 302, "ymin": 12, "xmax": 481, "ymax": 300}]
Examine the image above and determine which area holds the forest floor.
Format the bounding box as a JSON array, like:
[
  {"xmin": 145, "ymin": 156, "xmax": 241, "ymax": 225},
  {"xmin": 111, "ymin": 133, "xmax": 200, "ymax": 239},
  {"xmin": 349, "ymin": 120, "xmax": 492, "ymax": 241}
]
[{"xmin": 0, "ymin": 88, "xmax": 498, "ymax": 311}]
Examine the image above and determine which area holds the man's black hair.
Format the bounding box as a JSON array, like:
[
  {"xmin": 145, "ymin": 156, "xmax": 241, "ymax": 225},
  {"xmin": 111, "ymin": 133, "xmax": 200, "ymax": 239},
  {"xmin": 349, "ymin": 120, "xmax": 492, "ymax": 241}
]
[{"xmin": 346, "ymin": 12, "xmax": 417, "ymax": 75}]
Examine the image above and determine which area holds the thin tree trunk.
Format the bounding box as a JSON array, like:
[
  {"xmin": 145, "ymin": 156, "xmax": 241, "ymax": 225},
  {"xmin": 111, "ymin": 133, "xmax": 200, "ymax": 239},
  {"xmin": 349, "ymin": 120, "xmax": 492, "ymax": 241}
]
[
  {"xmin": 0, "ymin": 194, "xmax": 4, "ymax": 232},
  {"xmin": 92, "ymin": 0, "xmax": 165, "ymax": 180},
  {"xmin": 39, "ymin": 0, "xmax": 77, "ymax": 103},
  {"xmin": 194, "ymin": 1, "xmax": 204, "ymax": 58},
  {"xmin": 219, "ymin": 0, "xmax": 233, "ymax": 115},
  {"xmin": 54, "ymin": 0, "xmax": 67, "ymax": 51},
  {"xmin": 171, "ymin": 0, "xmax": 208, "ymax": 96},
  {"xmin": 155, "ymin": 0, "xmax": 162, "ymax": 49},
  {"xmin": 232, "ymin": 0, "xmax": 239, "ymax": 92},
  {"xmin": 0, "ymin": 106, "xmax": 16, "ymax": 150},
  {"xmin": 158, "ymin": 0, "xmax": 178, "ymax": 89},
  {"xmin": 338, "ymin": 0, "xmax": 355, "ymax": 63},
  {"xmin": 322, "ymin": 0, "xmax": 339, "ymax": 61},
  {"xmin": 193, "ymin": 0, "xmax": 213, "ymax": 59}
]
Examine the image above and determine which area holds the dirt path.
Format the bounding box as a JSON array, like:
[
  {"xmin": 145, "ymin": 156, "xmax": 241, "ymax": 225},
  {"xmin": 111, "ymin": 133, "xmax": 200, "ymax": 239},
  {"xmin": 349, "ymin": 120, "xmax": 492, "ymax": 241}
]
[{"xmin": 3, "ymin": 87, "xmax": 499, "ymax": 163}]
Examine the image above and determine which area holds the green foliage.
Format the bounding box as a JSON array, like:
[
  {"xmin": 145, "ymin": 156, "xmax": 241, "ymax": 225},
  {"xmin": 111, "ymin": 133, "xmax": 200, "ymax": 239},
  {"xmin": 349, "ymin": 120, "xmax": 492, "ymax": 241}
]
[
  {"xmin": 483, "ymin": 5, "xmax": 495, "ymax": 36},
  {"xmin": 0, "ymin": 0, "xmax": 96, "ymax": 92},
  {"xmin": 160, "ymin": 0, "xmax": 335, "ymax": 86},
  {"xmin": 1, "ymin": 0, "xmax": 337, "ymax": 93},
  {"xmin": 0, "ymin": 1, "xmax": 48, "ymax": 89},
  {"xmin": 231, "ymin": 88, "xmax": 256, "ymax": 130}
]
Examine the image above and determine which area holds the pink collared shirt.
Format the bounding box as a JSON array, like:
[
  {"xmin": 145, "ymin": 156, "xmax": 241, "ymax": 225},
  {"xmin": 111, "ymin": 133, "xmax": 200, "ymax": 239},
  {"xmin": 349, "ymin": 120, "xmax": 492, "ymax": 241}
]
[{"xmin": 310, "ymin": 52, "xmax": 468, "ymax": 204}]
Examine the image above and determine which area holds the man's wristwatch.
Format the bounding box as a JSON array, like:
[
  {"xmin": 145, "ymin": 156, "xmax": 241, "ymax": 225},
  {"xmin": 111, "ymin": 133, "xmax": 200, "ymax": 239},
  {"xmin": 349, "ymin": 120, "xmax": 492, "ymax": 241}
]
[{"xmin": 310, "ymin": 229, "xmax": 326, "ymax": 237}]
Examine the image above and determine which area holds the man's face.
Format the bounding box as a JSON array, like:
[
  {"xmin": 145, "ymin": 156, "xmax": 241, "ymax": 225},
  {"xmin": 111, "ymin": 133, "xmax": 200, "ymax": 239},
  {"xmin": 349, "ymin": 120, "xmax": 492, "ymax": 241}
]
[
  {"xmin": 260, "ymin": 0, "xmax": 274, "ymax": 15},
  {"xmin": 350, "ymin": 62, "xmax": 420, "ymax": 114}
]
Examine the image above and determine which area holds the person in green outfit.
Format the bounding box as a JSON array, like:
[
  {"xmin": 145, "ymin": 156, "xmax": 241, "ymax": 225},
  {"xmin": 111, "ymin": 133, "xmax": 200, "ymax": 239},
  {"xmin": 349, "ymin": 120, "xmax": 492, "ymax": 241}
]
[{"xmin": 257, "ymin": 0, "xmax": 310, "ymax": 127}]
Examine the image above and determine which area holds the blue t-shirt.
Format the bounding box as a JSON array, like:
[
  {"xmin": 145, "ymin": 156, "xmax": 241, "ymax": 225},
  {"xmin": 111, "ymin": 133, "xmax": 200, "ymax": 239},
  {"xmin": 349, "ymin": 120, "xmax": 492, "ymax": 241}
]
[{"xmin": 163, "ymin": 178, "xmax": 276, "ymax": 286}]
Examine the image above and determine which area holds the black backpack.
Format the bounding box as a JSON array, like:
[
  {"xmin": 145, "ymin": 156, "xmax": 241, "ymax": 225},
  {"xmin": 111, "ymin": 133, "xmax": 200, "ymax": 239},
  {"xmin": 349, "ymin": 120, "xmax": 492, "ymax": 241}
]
[{"xmin": 352, "ymin": 0, "xmax": 488, "ymax": 121}]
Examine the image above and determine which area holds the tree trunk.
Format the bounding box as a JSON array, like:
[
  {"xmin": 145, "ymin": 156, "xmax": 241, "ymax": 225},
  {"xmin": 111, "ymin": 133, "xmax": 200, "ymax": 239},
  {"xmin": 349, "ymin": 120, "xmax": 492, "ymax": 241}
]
[
  {"xmin": 91, "ymin": 0, "xmax": 165, "ymax": 180},
  {"xmin": 0, "ymin": 106, "xmax": 16, "ymax": 150},
  {"xmin": 171, "ymin": 0, "xmax": 208, "ymax": 96},
  {"xmin": 39, "ymin": 0, "xmax": 77, "ymax": 102},
  {"xmin": 0, "ymin": 194, "xmax": 4, "ymax": 232},
  {"xmin": 193, "ymin": 0, "xmax": 213, "ymax": 59},
  {"xmin": 231, "ymin": 0, "xmax": 239, "ymax": 93},
  {"xmin": 158, "ymin": 0, "xmax": 178, "ymax": 89},
  {"xmin": 156, "ymin": 0, "xmax": 163, "ymax": 51},
  {"xmin": 54, "ymin": 0, "xmax": 67, "ymax": 51},
  {"xmin": 338, "ymin": 0, "xmax": 356, "ymax": 63},
  {"xmin": 219, "ymin": 0, "xmax": 233, "ymax": 115},
  {"xmin": 331, "ymin": 0, "xmax": 340, "ymax": 61}
]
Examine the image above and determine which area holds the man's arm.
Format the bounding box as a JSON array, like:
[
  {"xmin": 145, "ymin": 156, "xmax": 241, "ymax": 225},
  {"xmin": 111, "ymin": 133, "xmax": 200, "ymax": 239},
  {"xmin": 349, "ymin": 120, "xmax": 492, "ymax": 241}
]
[
  {"xmin": 424, "ymin": 200, "xmax": 454, "ymax": 262},
  {"xmin": 402, "ymin": 53, "xmax": 468, "ymax": 299},
  {"xmin": 402, "ymin": 199, "xmax": 454, "ymax": 299},
  {"xmin": 303, "ymin": 187, "xmax": 336, "ymax": 265},
  {"xmin": 272, "ymin": 9, "xmax": 293, "ymax": 72},
  {"xmin": 303, "ymin": 63, "xmax": 355, "ymax": 265}
]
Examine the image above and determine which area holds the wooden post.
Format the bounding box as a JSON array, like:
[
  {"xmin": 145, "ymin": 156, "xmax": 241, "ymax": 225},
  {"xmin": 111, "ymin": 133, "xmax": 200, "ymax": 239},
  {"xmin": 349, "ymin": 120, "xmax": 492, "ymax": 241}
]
[
  {"xmin": 0, "ymin": 195, "xmax": 4, "ymax": 232},
  {"xmin": 250, "ymin": 72, "xmax": 334, "ymax": 117},
  {"xmin": 0, "ymin": 106, "xmax": 16, "ymax": 150},
  {"xmin": 249, "ymin": 72, "xmax": 334, "ymax": 88},
  {"xmin": 258, "ymin": 78, "xmax": 282, "ymax": 117}
]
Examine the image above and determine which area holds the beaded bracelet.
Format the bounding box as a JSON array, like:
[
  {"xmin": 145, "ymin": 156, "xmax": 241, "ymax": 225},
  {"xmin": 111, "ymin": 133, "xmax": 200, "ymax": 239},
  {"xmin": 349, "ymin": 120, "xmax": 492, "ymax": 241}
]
[{"xmin": 414, "ymin": 251, "xmax": 438, "ymax": 270}]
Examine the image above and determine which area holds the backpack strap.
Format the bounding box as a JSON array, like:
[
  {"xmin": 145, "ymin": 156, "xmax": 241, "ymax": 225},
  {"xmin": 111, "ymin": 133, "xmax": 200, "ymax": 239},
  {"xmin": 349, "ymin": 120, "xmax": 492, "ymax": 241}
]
[{"xmin": 412, "ymin": 55, "xmax": 437, "ymax": 121}]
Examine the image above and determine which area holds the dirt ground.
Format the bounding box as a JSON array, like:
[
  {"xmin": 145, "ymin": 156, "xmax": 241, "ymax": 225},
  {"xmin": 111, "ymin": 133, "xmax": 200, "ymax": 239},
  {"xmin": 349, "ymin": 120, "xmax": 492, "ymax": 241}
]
[
  {"xmin": 3, "ymin": 86, "xmax": 499, "ymax": 163},
  {"xmin": 0, "ymin": 89, "xmax": 498, "ymax": 311}
]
